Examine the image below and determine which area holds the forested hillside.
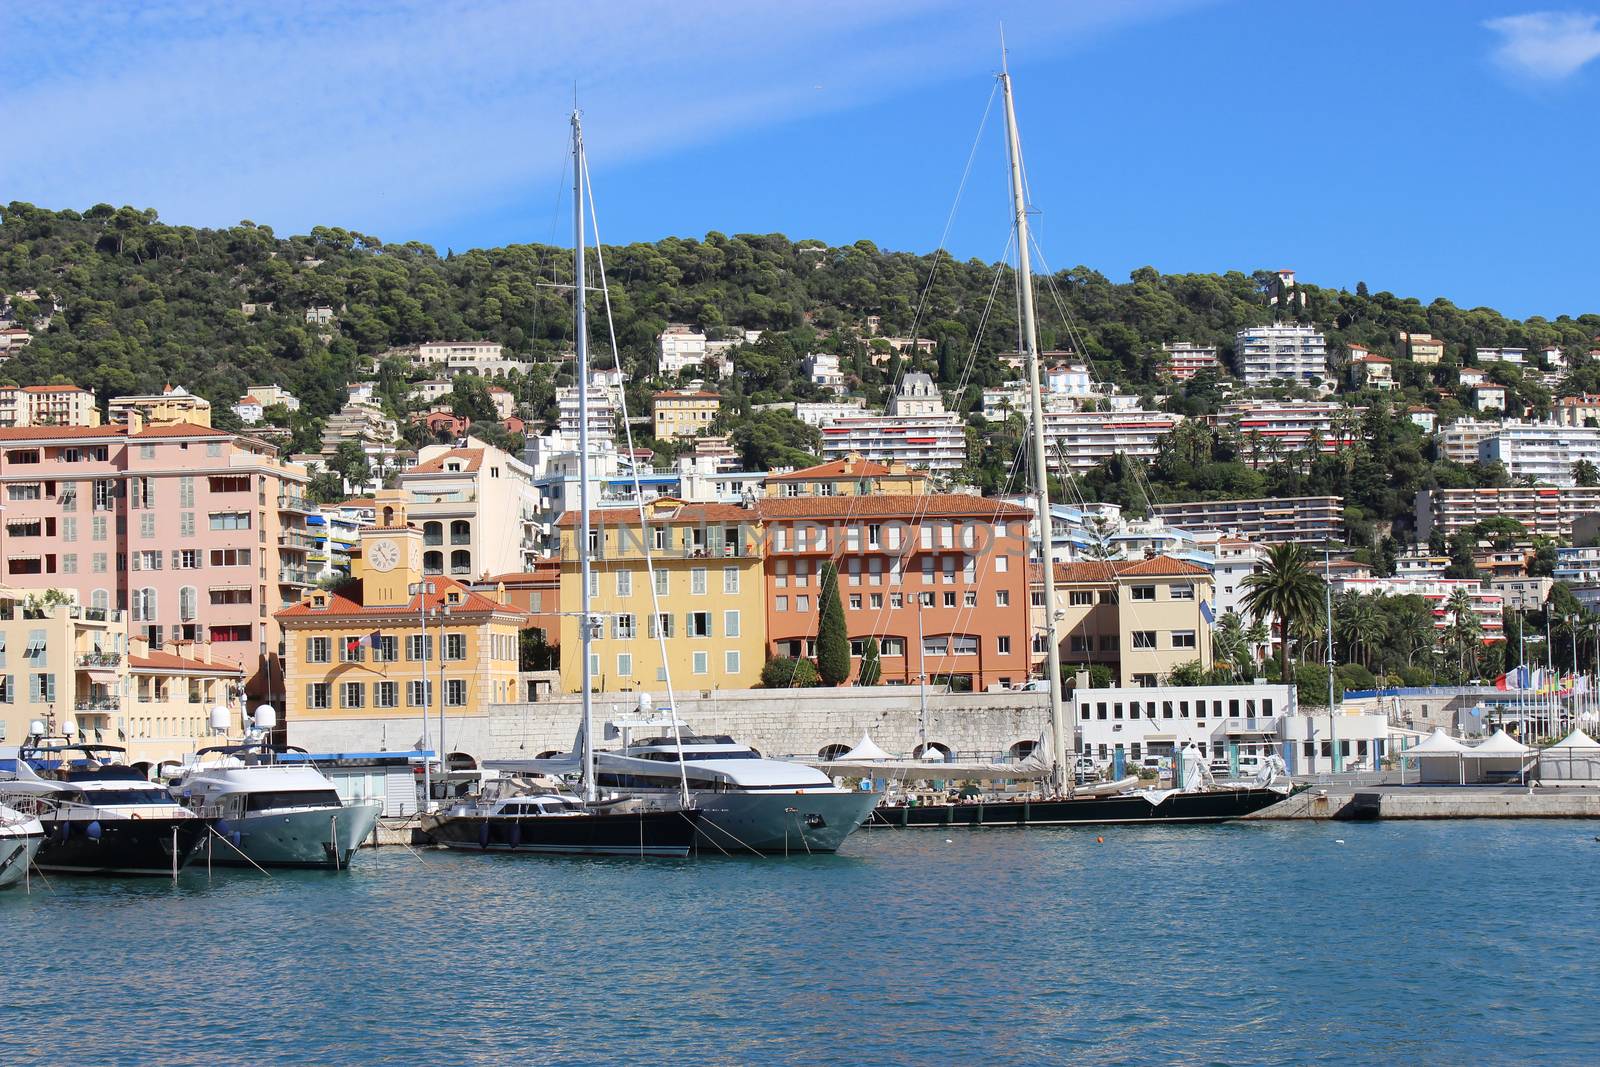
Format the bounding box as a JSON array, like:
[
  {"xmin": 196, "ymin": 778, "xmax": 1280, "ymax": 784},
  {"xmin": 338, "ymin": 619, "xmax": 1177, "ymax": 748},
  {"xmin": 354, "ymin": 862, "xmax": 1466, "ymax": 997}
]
[{"xmin": 4, "ymin": 200, "xmax": 1600, "ymax": 543}]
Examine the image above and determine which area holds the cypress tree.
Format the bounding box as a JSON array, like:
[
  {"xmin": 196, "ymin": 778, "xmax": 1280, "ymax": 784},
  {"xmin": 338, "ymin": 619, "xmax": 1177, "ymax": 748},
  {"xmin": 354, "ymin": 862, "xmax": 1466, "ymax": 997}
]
[
  {"xmin": 858, "ymin": 636, "xmax": 881, "ymax": 687},
  {"xmin": 816, "ymin": 561, "xmax": 850, "ymax": 686}
]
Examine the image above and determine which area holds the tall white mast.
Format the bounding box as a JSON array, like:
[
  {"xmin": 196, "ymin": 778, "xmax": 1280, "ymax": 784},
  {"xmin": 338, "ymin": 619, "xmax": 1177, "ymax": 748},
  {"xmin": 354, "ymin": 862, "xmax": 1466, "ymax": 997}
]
[
  {"xmin": 1001, "ymin": 53, "xmax": 1068, "ymax": 794},
  {"xmin": 573, "ymin": 107, "xmax": 597, "ymax": 803}
]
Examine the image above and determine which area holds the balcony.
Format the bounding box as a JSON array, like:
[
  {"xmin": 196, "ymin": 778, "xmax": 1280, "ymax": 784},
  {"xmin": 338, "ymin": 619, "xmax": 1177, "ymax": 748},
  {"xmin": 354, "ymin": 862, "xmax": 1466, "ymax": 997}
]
[
  {"xmin": 66, "ymin": 605, "xmax": 124, "ymax": 624},
  {"xmin": 277, "ymin": 494, "xmax": 315, "ymax": 513},
  {"xmin": 76, "ymin": 651, "xmax": 122, "ymax": 668},
  {"xmin": 74, "ymin": 697, "xmax": 120, "ymax": 713},
  {"xmin": 279, "ymin": 567, "xmax": 316, "ymax": 585},
  {"xmin": 279, "ymin": 531, "xmax": 318, "ymax": 550}
]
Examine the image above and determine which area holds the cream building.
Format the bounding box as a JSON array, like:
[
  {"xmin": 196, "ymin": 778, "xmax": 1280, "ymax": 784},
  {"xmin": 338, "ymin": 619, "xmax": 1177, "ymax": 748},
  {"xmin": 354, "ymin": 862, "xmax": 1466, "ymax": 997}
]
[
  {"xmin": 399, "ymin": 437, "xmax": 540, "ymax": 578},
  {"xmin": 108, "ymin": 386, "xmax": 213, "ymax": 428},
  {"xmin": 652, "ymin": 390, "xmax": 721, "ymax": 441},
  {"xmin": 1035, "ymin": 557, "xmax": 1215, "ymax": 687}
]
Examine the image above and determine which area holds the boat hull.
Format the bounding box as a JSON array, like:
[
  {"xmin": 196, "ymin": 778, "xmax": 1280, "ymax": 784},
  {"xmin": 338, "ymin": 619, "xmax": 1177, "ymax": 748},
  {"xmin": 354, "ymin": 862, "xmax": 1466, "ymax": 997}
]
[
  {"xmin": 0, "ymin": 832, "xmax": 44, "ymax": 889},
  {"xmin": 685, "ymin": 789, "xmax": 880, "ymax": 854},
  {"xmin": 208, "ymin": 800, "xmax": 382, "ymax": 869},
  {"xmin": 33, "ymin": 817, "xmax": 211, "ymax": 876},
  {"xmin": 426, "ymin": 807, "xmax": 701, "ymax": 857},
  {"xmin": 869, "ymin": 787, "xmax": 1291, "ymax": 828}
]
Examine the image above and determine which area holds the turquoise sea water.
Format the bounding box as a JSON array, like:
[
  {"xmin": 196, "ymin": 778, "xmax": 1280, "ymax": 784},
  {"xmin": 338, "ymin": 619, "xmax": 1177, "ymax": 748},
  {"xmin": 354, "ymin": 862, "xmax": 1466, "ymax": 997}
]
[{"xmin": 2, "ymin": 820, "xmax": 1597, "ymax": 1065}]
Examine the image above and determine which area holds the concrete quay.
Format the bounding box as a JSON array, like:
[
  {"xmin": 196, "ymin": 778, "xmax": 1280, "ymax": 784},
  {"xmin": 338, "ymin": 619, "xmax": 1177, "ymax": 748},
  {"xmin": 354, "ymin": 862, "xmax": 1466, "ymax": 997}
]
[{"xmin": 1249, "ymin": 785, "xmax": 1600, "ymax": 821}]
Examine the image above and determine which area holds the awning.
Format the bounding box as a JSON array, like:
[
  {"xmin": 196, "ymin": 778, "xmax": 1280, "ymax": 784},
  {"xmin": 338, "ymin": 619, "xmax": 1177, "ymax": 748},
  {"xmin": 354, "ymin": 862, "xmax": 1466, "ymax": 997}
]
[{"xmin": 83, "ymin": 668, "xmax": 119, "ymax": 683}]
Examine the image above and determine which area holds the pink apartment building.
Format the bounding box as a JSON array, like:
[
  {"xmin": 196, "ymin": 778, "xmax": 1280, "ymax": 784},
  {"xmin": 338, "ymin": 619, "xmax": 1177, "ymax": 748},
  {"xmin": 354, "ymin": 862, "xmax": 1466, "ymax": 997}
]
[{"xmin": 0, "ymin": 421, "xmax": 311, "ymax": 702}]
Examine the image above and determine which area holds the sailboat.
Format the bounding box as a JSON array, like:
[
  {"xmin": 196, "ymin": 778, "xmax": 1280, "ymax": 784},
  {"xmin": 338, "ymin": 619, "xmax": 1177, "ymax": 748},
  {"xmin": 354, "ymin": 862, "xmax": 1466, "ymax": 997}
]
[
  {"xmin": 422, "ymin": 107, "xmax": 702, "ymax": 858},
  {"xmin": 869, "ymin": 51, "xmax": 1293, "ymax": 829}
]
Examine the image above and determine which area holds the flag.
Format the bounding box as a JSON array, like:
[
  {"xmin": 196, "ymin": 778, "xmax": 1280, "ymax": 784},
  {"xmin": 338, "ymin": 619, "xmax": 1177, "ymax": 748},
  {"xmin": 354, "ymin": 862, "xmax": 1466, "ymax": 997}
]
[
  {"xmin": 358, "ymin": 630, "xmax": 383, "ymax": 648},
  {"xmin": 1496, "ymin": 665, "xmax": 1531, "ymax": 690},
  {"xmin": 1199, "ymin": 600, "xmax": 1215, "ymax": 625}
]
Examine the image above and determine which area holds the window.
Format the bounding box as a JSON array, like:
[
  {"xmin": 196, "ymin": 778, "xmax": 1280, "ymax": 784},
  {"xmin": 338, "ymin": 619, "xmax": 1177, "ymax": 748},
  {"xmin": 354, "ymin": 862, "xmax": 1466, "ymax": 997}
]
[
  {"xmin": 340, "ymin": 635, "xmax": 365, "ymax": 662},
  {"xmin": 723, "ymin": 610, "xmax": 740, "ymax": 638},
  {"xmin": 647, "ymin": 613, "xmax": 675, "ymax": 639},
  {"xmin": 207, "ymin": 476, "xmax": 249, "ymax": 494},
  {"xmin": 725, "ymin": 650, "xmax": 741, "ymax": 674},
  {"xmin": 1068, "ymin": 590, "xmax": 1093, "ymax": 606},
  {"xmin": 616, "ymin": 654, "xmax": 633, "ymax": 678},
  {"xmin": 306, "ymin": 684, "xmax": 331, "ymax": 710},
  {"xmin": 723, "ymin": 566, "xmax": 739, "ymax": 594},
  {"xmin": 446, "ymin": 679, "xmax": 468, "ymax": 706},
  {"xmin": 1031, "ymin": 591, "xmax": 1045, "ymax": 607},
  {"xmin": 131, "ymin": 588, "xmax": 158, "ymax": 621},
  {"xmin": 1131, "ymin": 585, "xmax": 1156, "ymax": 602},
  {"xmin": 374, "ymin": 682, "xmax": 398, "ymax": 708},
  {"xmin": 654, "ymin": 569, "xmax": 669, "ymax": 596},
  {"xmin": 423, "ymin": 521, "xmax": 443, "ymax": 547},
  {"xmin": 1131, "ymin": 631, "xmax": 1157, "ymax": 649},
  {"xmin": 306, "ymin": 636, "xmax": 332, "ymax": 663},
  {"xmin": 179, "ymin": 477, "xmax": 194, "ymax": 507},
  {"xmin": 995, "ymin": 590, "xmax": 1010, "ymax": 607},
  {"xmin": 341, "ymin": 682, "xmax": 364, "ymax": 709},
  {"xmin": 1171, "ymin": 583, "xmax": 1195, "ymax": 600},
  {"xmin": 92, "ymin": 553, "xmax": 108, "ymax": 574},
  {"xmin": 616, "ymin": 569, "xmax": 633, "ymax": 597},
  {"xmin": 449, "ymin": 550, "xmax": 470, "ymax": 575},
  {"xmin": 209, "ymin": 624, "xmax": 250, "ymax": 643},
  {"xmin": 1171, "ymin": 630, "xmax": 1198, "ymax": 649},
  {"xmin": 774, "ymin": 596, "xmax": 788, "ymax": 612},
  {"xmin": 210, "ymin": 548, "xmax": 251, "ymax": 567},
  {"xmin": 891, "ymin": 593, "xmax": 903, "ymax": 609},
  {"xmin": 450, "ymin": 520, "xmax": 471, "ymax": 545},
  {"xmin": 942, "ymin": 592, "xmax": 956, "ymax": 608},
  {"xmin": 173, "ymin": 549, "xmax": 201, "ymax": 570},
  {"xmin": 444, "ymin": 633, "xmax": 467, "ymax": 659},
  {"xmin": 62, "ymin": 553, "xmax": 77, "ymax": 574},
  {"xmin": 62, "ymin": 517, "xmax": 77, "ymax": 543},
  {"xmin": 209, "ymin": 512, "xmax": 251, "ymax": 531},
  {"xmin": 796, "ymin": 595, "xmax": 810, "ymax": 612},
  {"xmin": 179, "ymin": 586, "xmax": 198, "ymax": 621},
  {"xmin": 7, "ymin": 484, "xmax": 41, "ymax": 501},
  {"xmin": 1070, "ymin": 636, "xmax": 1091, "ymax": 653},
  {"xmin": 423, "ymin": 550, "xmax": 443, "ymax": 575},
  {"xmin": 691, "ymin": 568, "xmax": 707, "ymax": 595},
  {"xmin": 963, "ymin": 591, "xmax": 977, "ymax": 608},
  {"xmin": 922, "ymin": 637, "xmax": 947, "ymax": 656},
  {"xmin": 407, "ymin": 634, "xmax": 432, "ymax": 661},
  {"xmin": 1099, "ymin": 591, "xmax": 1118, "ymax": 604},
  {"xmin": 611, "ymin": 614, "xmax": 635, "ymax": 640},
  {"xmin": 849, "ymin": 595, "xmax": 862, "ymax": 610},
  {"xmin": 133, "ymin": 550, "xmax": 163, "ymax": 571},
  {"xmin": 952, "ymin": 635, "xmax": 978, "ymax": 655},
  {"xmin": 407, "ymin": 680, "xmax": 433, "ymax": 707},
  {"xmin": 692, "ymin": 651, "xmax": 709, "ymax": 674},
  {"xmin": 688, "ymin": 611, "xmax": 712, "ymax": 637}
]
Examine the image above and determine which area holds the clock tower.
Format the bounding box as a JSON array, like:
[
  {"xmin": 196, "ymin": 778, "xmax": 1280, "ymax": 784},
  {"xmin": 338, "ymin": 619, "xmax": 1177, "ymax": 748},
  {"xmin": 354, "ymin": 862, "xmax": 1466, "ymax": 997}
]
[{"xmin": 358, "ymin": 488, "xmax": 425, "ymax": 607}]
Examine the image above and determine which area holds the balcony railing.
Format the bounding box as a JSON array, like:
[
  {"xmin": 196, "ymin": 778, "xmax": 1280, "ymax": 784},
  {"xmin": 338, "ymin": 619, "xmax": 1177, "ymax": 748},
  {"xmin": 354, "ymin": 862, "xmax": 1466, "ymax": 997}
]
[
  {"xmin": 76, "ymin": 651, "xmax": 122, "ymax": 668},
  {"xmin": 74, "ymin": 698, "xmax": 120, "ymax": 712},
  {"xmin": 279, "ymin": 531, "xmax": 318, "ymax": 550},
  {"xmin": 279, "ymin": 567, "xmax": 316, "ymax": 585},
  {"xmin": 277, "ymin": 494, "xmax": 315, "ymax": 513}
]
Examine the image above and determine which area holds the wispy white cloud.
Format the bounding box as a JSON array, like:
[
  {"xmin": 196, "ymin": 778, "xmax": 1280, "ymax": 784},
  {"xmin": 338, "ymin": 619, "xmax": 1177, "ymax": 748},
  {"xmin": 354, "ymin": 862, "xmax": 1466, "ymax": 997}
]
[
  {"xmin": 1485, "ymin": 10, "xmax": 1600, "ymax": 81},
  {"xmin": 0, "ymin": 0, "xmax": 1202, "ymax": 241}
]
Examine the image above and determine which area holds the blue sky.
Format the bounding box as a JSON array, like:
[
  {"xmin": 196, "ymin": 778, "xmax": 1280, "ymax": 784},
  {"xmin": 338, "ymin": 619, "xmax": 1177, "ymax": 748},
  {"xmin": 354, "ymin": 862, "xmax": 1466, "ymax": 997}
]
[{"xmin": 4, "ymin": 1, "xmax": 1598, "ymax": 318}]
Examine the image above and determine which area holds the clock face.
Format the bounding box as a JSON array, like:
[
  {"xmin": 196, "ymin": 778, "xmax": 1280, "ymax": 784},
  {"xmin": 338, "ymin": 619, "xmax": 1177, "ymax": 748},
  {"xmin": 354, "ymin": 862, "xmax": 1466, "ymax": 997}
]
[{"xmin": 369, "ymin": 538, "xmax": 400, "ymax": 573}]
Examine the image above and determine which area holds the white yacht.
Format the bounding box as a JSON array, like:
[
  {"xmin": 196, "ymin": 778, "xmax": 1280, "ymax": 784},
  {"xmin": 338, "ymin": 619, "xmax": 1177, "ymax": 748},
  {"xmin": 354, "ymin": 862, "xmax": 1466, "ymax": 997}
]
[
  {"xmin": 0, "ymin": 802, "xmax": 45, "ymax": 889},
  {"xmin": 168, "ymin": 742, "xmax": 381, "ymax": 870},
  {"xmin": 505, "ymin": 723, "xmax": 877, "ymax": 854}
]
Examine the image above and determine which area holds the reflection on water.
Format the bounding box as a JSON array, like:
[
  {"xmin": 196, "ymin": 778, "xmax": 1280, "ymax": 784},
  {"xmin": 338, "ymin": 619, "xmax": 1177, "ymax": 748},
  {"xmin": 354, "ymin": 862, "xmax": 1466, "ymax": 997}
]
[{"xmin": 2, "ymin": 821, "xmax": 1596, "ymax": 1065}]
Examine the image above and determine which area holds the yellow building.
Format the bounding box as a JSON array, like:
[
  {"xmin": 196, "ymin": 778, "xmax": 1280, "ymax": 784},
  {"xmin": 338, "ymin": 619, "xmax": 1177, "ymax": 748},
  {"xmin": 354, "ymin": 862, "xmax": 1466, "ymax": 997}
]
[
  {"xmin": 764, "ymin": 454, "xmax": 928, "ymax": 498},
  {"xmin": 1034, "ymin": 556, "xmax": 1214, "ymax": 687},
  {"xmin": 276, "ymin": 491, "xmax": 526, "ymax": 732},
  {"xmin": 651, "ymin": 390, "xmax": 721, "ymax": 441},
  {"xmin": 107, "ymin": 385, "xmax": 214, "ymax": 428},
  {"xmin": 125, "ymin": 639, "xmax": 246, "ymax": 767},
  {"xmin": 558, "ymin": 498, "xmax": 766, "ymax": 693}
]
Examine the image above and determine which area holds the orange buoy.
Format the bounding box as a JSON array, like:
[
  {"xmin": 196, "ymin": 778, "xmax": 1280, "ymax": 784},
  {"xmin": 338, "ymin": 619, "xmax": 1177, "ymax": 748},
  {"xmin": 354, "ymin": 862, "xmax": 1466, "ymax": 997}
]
[{"xmin": 1096, "ymin": 836, "xmax": 1104, "ymax": 843}]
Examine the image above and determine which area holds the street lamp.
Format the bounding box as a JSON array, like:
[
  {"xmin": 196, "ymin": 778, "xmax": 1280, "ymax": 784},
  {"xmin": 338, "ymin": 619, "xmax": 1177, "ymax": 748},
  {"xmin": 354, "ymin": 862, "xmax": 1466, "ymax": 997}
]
[{"xmin": 408, "ymin": 580, "xmax": 436, "ymax": 811}]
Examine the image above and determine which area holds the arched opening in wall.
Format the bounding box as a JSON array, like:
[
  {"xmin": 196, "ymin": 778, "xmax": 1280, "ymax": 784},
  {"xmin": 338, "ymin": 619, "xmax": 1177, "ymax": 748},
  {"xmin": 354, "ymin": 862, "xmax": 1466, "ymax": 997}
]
[
  {"xmin": 423, "ymin": 550, "xmax": 443, "ymax": 575},
  {"xmin": 423, "ymin": 520, "xmax": 443, "ymax": 547},
  {"xmin": 818, "ymin": 743, "xmax": 851, "ymax": 761},
  {"xmin": 1008, "ymin": 739, "xmax": 1039, "ymax": 762},
  {"xmin": 450, "ymin": 549, "xmax": 471, "ymax": 576},
  {"xmin": 450, "ymin": 519, "xmax": 471, "ymax": 545},
  {"xmin": 382, "ymin": 506, "xmax": 395, "ymax": 526},
  {"xmin": 130, "ymin": 761, "xmax": 153, "ymax": 780},
  {"xmin": 914, "ymin": 741, "xmax": 952, "ymax": 762},
  {"xmin": 445, "ymin": 751, "xmax": 478, "ymax": 771}
]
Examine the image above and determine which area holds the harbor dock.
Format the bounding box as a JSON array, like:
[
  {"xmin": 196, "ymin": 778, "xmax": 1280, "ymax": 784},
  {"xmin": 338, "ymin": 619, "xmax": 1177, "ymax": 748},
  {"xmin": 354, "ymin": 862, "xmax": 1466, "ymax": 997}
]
[{"xmin": 1250, "ymin": 785, "xmax": 1600, "ymax": 820}]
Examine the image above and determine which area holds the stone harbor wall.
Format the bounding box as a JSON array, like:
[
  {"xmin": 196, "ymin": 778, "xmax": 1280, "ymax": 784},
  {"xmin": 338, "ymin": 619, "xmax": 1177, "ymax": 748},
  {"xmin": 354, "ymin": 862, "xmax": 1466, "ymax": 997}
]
[{"xmin": 289, "ymin": 686, "xmax": 1058, "ymax": 763}]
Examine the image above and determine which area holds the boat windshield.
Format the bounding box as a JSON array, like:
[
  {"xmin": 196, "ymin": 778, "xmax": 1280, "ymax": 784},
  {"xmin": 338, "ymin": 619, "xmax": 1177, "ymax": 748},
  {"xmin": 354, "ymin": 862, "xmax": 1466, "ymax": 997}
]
[
  {"xmin": 72, "ymin": 788, "xmax": 175, "ymax": 806},
  {"xmin": 244, "ymin": 789, "xmax": 342, "ymax": 813},
  {"xmin": 631, "ymin": 750, "xmax": 759, "ymax": 762}
]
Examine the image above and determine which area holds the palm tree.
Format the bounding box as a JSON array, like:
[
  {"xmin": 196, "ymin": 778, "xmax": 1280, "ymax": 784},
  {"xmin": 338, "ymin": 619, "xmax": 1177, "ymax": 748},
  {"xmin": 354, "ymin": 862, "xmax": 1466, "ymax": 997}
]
[
  {"xmin": 1336, "ymin": 592, "xmax": 1389, "ymax": 669},
  {"xmin": 1443, "ymin": 588, "xmax": 1481, "ymax": 677},
  {"xmin": 1390, "ymin": 596, "xmax": 1437, "ymax": 668},
  {"xmin": 1241, "ymin": 543, "xmax": 1327, "ymax": 682},
  {"xmin": 1213, "ymin": 610, "xmax": 1248, "ymax": 681}
]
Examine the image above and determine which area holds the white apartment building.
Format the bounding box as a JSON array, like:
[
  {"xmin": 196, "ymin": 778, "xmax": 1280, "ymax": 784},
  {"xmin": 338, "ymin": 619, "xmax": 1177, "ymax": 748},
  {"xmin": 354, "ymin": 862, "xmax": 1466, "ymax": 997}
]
[
  {"xmin": 657, "ymin": 325, "xmax": 756, "ymax": 378},
  {"xmin": 1235, "ymin": 324, "xmax": 1328, "ymax": 386},
  {"xmin": 1553, "ymin": 546, "xmax": 1600, "ymax": 585},
  {"xmin": 1212, "ymin": 401, "xmax": 1361, "ymax": 462},
  {"xmin": 1044, "ymin": 363, "xmax": 1096, "ymax": 396},
  {"xmin": 1040, "ymin": 410, "xmax": 1180, "ymax": 472},
  {"xmin": 1070, "ymin": 684, "xmax": 1291, "ymax": 766},
  {"xmin": 1479, "ymin": 422, "xmax": 1600, "ymax": 487},
  {"xmin": 1437, "ymin": 418, "xmax": 1501, "ymax": 465},
  {"xmin": 1162, "ymin": 342, "xmax": 1219, "ymax": 381},
  {"xmin": 556, "ymin": 384, "xmax": 616, "ymax": 443},
  {"xmin": 888, "ymin": 372, "xmax": 943, "ymax": 415},
  {"xmin": 1415, "ymin": 485, "xmax": 1600, "ymax": 541},
  {"xmin": 410, "ymin": 340, "xmax": 532, "ymax": 377},
  {"xmin": 819, "ymin": 413, "xmax": 965, "ymax": 473},
  {"xmin": 1475, "ymin": 346, "xmax": 1526, "ymax": 365},
  {"xmin": 1206, "ymin": 537, "xmax": 1266, "ymax": 621}
]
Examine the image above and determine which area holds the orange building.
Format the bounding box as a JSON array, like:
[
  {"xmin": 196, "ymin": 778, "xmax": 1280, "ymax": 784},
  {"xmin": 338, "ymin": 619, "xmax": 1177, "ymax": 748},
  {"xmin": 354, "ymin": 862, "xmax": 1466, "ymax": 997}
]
[{"xmin": 757, "ymin": 495, "xmax": 1033, "ymax": 690}]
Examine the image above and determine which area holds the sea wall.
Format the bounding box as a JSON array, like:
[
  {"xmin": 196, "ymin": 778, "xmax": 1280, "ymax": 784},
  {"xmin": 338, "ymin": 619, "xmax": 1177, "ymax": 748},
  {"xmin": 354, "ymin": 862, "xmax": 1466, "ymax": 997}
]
[{"xmin": 288, "ymin": 686, "xmax": 1057, "ymax": 762}]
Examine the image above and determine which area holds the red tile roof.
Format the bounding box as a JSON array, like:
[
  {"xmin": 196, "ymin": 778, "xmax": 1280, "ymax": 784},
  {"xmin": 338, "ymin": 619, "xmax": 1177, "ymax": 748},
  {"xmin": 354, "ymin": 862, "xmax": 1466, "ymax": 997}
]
[
  {"xmin": 654, "ymin": 390, "xmax": 722, "ymax": 400},
  {"xmin": 276, "ymin": 576, "xmax": 514, "ymax": 619},
  {"xmin": 0, "ymin": 425, "xmax": 124, "ymax": 441},
  {"xmin": 129, "ymin": 650, "xmax": 244, "ymax": 676},
  {"xmin": 1117, "ymin": 555, "xmax": 1211, "ymax": 577},
  {"xmin": 757, "ymin": 494, "xmax": 1032, "ymax": 519},
  {"xmin": 557, "ymin": 501, "xmax": 756, "ymax": 527},
  {"xmin": 130, "ymin": 423, "xmax": 233, "ymax": 438},
  {"xmin": 22, "ymin": 384, "xmax": 92, "ymax": 394},
  {"xmin": 767, "ymin": 457, "xmax": 896, "ymax": 481},
  {"xmin": 1051, "ymin": 556, "xmax": 1211, "ymax": 582},
  {"xmin": 407, "ymin": 448, "xmax": 484, "ymax": 474}
]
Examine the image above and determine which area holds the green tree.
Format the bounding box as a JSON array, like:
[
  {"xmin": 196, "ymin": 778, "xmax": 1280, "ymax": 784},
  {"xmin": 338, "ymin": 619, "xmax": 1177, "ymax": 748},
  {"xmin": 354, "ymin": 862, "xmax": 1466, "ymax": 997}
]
[
  {"xmin": 1443, "ymin": 588, "xmax": 1482, "ymax": 678},
  {"xmin": 306, "ymin": 470, "xmax": 345, "ymax": 504},
  {"xmin": 329, "ymin": 440, "xmax": 371, "ymax": 490},
  {"xmin": 816, "ymin": 561, "xmax": 850, "ymax": 686},
  {"xmin": 1241, "ymin": 543, "xmax": 1326, "ymax": 682},
  {"xmin": 1574, "ymin": 459, "xmax": 1600, "ymax": 487},
  {"xmin": 761, "ymin": 656, "xmax": 819, "ymax": 688},
  {"xmin": 519, "ymin": 627, "xmax": 558, "ymax": 671},
  {"xmin": 858, "ymin": 636, "xmax": 882, "ymax": 686}
]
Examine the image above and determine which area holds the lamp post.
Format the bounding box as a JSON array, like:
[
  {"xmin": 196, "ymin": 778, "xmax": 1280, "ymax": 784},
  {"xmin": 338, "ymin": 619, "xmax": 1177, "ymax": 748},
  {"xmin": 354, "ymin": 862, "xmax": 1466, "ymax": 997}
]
[{"xmin": 408, "ymin": 580, "xmax": 436, "ymax": 811}]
